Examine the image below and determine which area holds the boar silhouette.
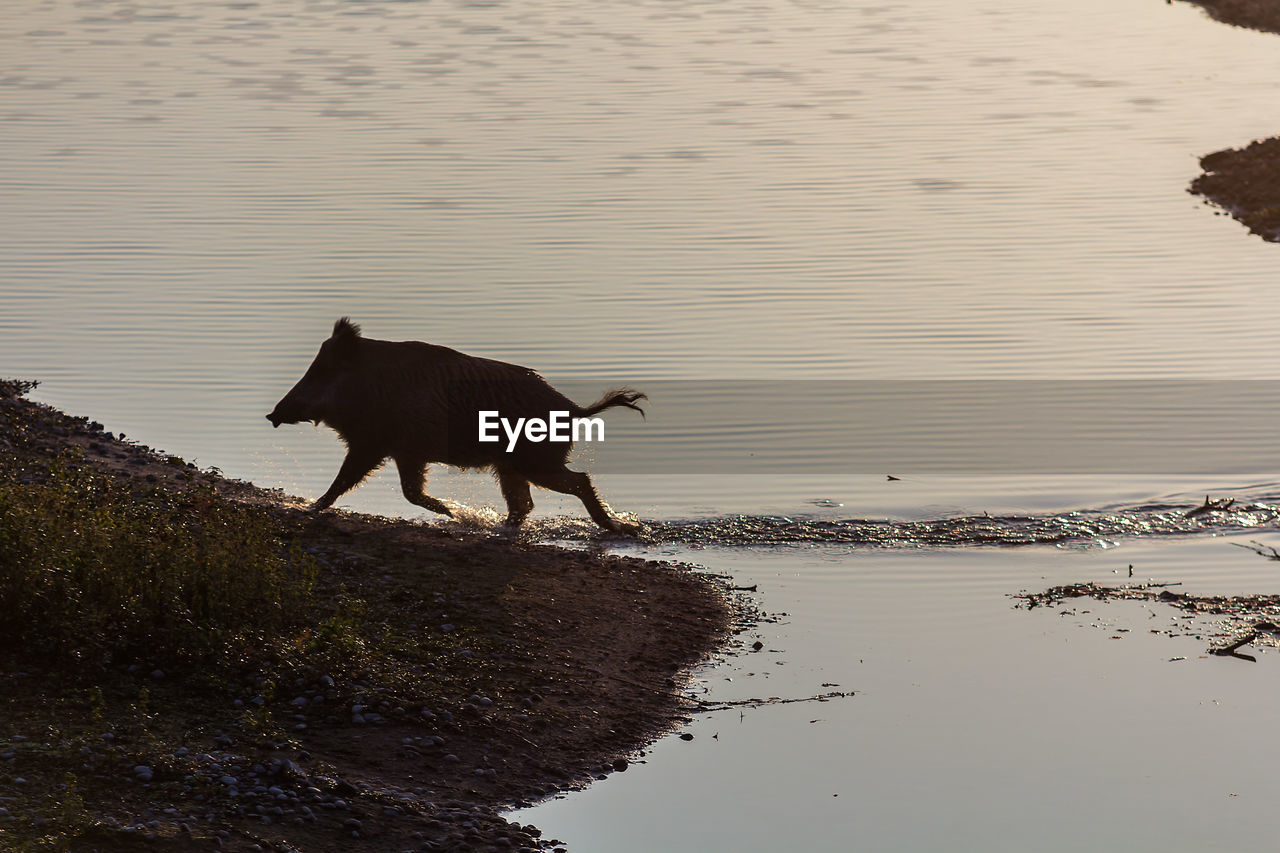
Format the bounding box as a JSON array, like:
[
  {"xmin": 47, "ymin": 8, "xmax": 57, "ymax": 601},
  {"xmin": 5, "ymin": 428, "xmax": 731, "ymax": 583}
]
[{"xmin": 267, "ymin": 318, "xmax": 645, "ymax": 533}]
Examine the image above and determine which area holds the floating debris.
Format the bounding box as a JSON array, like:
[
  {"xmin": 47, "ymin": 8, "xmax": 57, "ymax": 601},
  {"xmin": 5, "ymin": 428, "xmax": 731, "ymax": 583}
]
[
  {"xmin": 1232, "ymin": 540, "xmax": 1280, "ymax": 560},
  {"xmin": 1184, "ymin": 495, "xmax": 1236, "ymax": 518},
  {"xmin": 1017, "ymin": 579, "xmax": 1280, "ymax": 662}
]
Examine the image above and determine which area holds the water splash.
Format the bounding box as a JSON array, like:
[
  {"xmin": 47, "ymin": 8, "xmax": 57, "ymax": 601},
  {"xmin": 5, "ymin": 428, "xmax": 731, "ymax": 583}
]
[
  {"xmin": 525, "ymin": 492, "xmax": 1280, "ymax": 549},
  {"xmin": 445, "ymin": 502, "xmax": 505, "ymax": 530}
]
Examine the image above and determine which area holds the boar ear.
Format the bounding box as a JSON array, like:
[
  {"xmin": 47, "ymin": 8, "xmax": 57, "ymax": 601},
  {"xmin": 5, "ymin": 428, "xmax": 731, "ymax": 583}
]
[
  {"xmin": 330, "ymin": 317, "xmax": 362, "ymax": 361},
  {"xmin": 333, "ymin": 317, "xmax": 362, "ymax": 339}
]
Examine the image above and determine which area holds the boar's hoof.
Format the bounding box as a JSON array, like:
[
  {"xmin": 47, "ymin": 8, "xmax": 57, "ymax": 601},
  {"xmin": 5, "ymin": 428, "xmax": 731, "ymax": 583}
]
[
  {"xmin": 608, "ymin": 518, "xmax": 642, "ymax": 537},
  {"xmin": 418, "ymin": 497, "xmax": 453, "ymax": 517}
]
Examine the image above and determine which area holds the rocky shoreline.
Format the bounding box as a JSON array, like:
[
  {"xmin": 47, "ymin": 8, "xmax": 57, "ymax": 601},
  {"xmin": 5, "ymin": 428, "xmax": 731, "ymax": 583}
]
[{"xmin": 0, "ymin": 381, "xmax": 746, "ymax": 852}]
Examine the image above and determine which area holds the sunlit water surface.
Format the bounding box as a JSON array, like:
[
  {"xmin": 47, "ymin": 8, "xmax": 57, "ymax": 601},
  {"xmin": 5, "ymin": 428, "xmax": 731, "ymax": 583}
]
[{"xmin": 6, "ymin": 0, "xmax": 1280, "ymax": 849}]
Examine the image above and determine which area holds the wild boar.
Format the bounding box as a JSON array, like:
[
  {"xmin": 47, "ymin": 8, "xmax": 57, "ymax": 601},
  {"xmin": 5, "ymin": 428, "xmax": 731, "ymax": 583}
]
[{"xmin": 266, "ymin": 318, "xmax": 645, "ymax": 533}]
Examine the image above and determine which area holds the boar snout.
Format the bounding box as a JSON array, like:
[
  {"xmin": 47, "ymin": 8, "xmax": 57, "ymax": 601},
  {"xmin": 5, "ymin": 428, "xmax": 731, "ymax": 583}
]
[{"xmin": 266, "ymin": 399, "xmax": 307, "ymax": 428}]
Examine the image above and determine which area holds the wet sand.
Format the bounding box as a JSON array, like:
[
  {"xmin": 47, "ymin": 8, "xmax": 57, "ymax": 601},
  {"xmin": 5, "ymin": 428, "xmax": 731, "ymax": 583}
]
[{"xmin": 0, "ymin": 381, "xmax": 742, "ymax": 851}]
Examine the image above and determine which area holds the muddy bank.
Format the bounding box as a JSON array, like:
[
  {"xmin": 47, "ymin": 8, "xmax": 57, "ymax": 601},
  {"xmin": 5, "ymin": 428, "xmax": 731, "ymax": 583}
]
[
  {"xmin": 1180, "ymin": 0, "xmax": 1280, "ymax": 34},
  {"xmin": 1182, "ymin": 1, "xmax": 1280, "ymax": 240},
  {"xmin": 1190, "ymin": 138, "xmax": 1280, "ymax": 243},
  {"xmin": 0, "ymin": 380, "xmax": 744, "ymax": 851}
]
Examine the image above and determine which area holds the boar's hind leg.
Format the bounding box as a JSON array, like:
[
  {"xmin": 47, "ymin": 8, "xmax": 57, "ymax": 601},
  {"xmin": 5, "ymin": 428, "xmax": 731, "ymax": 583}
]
[
  {"xmin": 394, "ymin": 455, "xmax": 453, "ymax": 517},
  {"xmin": 527, "ymin": 468, "xmax": 636, "ymax": 535},
  {"xmin": 314, "ymin": 449, "xmax": 384, "ymax": 511},
  {"xmin": 497, "ymin": 468, "xmax": 534, "ymax": 527}
]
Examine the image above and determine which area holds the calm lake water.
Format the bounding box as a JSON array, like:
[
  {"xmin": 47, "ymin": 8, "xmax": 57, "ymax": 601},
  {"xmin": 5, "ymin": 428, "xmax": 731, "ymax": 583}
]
[{"xmin": 6, "ymin": 0, "xmax": 1280, "ymax": 849}]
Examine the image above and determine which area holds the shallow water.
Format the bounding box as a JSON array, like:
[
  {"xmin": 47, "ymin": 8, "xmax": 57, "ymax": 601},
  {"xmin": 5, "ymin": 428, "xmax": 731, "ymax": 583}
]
[
  {"xmin": 6, "ymin": 0, "xmax": 1280, "ymax": 849},
  {"xmin": 523, "ymin": 536, "xmax": 1280, "ymax": 853}
]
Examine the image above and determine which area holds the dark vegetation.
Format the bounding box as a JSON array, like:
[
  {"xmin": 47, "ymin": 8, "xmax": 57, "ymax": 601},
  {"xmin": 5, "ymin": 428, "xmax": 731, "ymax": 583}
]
[
  {"xmin": 0, "ymin": 444, "xmax": 314, "ymax": 670},
  {"xmin": 0, "ymin": 379, "xmax": 738, "ymax": 851}
]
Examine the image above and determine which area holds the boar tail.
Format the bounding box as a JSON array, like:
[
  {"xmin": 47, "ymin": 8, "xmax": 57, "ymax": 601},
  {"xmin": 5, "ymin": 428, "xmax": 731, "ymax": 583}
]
[{"xmin": 577, "ymin": 388, "xmax": 647, "ymax": 420}]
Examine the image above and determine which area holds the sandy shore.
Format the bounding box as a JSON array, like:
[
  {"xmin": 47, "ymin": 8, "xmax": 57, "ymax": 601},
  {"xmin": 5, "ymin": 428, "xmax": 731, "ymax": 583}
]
[
  {"xmin": 0, "ymin": 381, "xmax": 744, "ymax": 851},
  {"xmin": 1182, "ymin": 1, "xmax": 1280, "ymax": 240}
]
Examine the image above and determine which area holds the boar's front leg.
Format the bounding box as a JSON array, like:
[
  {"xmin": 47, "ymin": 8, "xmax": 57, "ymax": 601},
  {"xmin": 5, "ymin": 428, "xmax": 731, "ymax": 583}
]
[
  {"xmin": 313, "ymin": 448, "xmax": 385, "ymax": 511},
  {"xmin": 393, "ymin": 454, "xmax": 454, "ymax": 517},
  {"xmin": 497, "ymin": 468, "xmax": 534, "ymax": 527}
]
